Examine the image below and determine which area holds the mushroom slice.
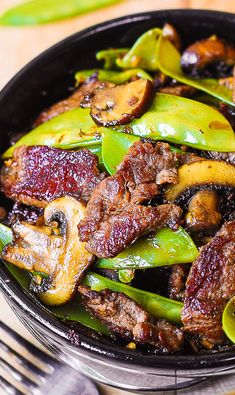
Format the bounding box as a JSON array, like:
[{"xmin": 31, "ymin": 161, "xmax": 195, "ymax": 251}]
[
  {"xmin": 185, "ymin": 190, "xmax": 222, "ymax": 233},
  {"xmin": 90, "ymin": 78, "xmax": 154, "ymax": 126},
  {"xmin": 165, "ymin": 160, "xmax": 235, "ymax": 204},
  {"xmin": 2, "ymin": 196, "xmax": 94, "ymax": 306},
  {"xmin": 181, "ymin": 36, "xmax": 235, "ymax": 77}
]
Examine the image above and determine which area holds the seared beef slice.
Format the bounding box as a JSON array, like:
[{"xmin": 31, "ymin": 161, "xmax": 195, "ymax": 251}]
[
  {"xmin": 78, "ymin": 285, "xmax": 183, "ymax": 353},
  {"xmin": 1, "ymin": 146, "xmax": 105, "ymax": 208},
  {"xmin": 182, "ymin": 220, "xmax": 235, "ymax": 347},
  {"xmin": 78, "ymin": 141, "xmax": 182, "ymax": 258}
]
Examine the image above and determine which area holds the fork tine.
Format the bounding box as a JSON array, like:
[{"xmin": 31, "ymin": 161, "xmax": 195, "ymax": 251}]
[
  {"xmin": 0, "ymin": 339, "xmax": 46, "ymax": 382},
  {"xmin": 0, "ymin": 375, "xmax": 25, "ymax": 395},
  {"xmin": 0, "ymin": 321, "xmax": 55, "ymax": 369},
  {"xmin": 0, "ymin": 356, "xmax": 38, "ymax": 392}
]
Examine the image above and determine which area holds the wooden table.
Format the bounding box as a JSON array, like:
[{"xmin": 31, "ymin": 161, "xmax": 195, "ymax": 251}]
[{"xmin": 1, "ymin": 1, "xmax": 235, "ymax": 394}]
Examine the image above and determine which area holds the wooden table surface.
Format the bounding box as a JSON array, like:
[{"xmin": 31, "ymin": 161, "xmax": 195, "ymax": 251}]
[{"xmin": 1, "ymin": 1, "xmax": 235, "ymax": 394}]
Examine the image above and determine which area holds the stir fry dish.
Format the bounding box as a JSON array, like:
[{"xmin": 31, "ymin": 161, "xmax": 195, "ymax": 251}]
[{"xmin": 1, "ymin": 24, "xmax": 235, "ymax": 355}]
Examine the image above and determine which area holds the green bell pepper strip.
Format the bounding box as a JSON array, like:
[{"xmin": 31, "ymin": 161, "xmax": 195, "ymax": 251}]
[
  {"xmin": 0, "ymin": 223, "xmax": 108, "ymax": 334},
  {"xmin": 222, "ymin": 296, "xmax": 235, "ymax": 344},
  {"xmin": 97, "ymin": 227, "xmax": 198, "ymax": 270},
  {"xmin": 84, "ymin": 272, "xmax": 183, "ymax": 324},
  {"xmin": 116, "ymin": 28, "xmax": 162, "ymax": 71},
  {"xmin": 3, "ymin": 108, "xmax": 103, "ymax": 159},
  {"xmin": 75, "ymin": 68, "xmax": 152, "ymax": 86},
  {"xmin": 0, "ymin": 0, "xmax": 121, "ymax": 26},
  {"xmin": 96, "ymin": 48, "xmax": 129, "ymax": 69},
  {"xmin": 127, "ymin": 93, "xmax": 235, "ymax": 152},
  {"xmin": 157, "ymin": 36, "xmax": 234, "ymax": 106}
]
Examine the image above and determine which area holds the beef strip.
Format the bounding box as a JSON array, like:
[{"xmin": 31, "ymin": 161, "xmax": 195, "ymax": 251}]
[
  {"xmin": 205, "ymin": 151, "xmax": 235, "ymax": 166},
  {"xmin": 78, "ymin": 141, "xmax": 182, "ymax": 258},
  {"xmin": 7, "ymin": 202, "xmax": 43, "ymax": 225},
  {"xmin": 182, "ymin": 220, "xmax": 235, "ymax": 348},
  {"xmin": 168, "ymin": 264, "xmax": 190, "ymax": 302},
  {"xmin": 1, "ymin": 145, "xmax": 106, "ymax": 208},
  {"xmin": 78, "ymin": 285, "xmax": 183, "ymax": 353},
  {"xmin": 34, "ymin": 80, "xmax": 105, "ymax": 126}
]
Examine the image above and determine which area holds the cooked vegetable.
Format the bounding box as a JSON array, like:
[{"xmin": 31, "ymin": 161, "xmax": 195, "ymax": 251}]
[
  {"xmin": 3, "ymin": 108, "xmax": 102, "ymax": 159},
  {"xmin": 128, "ymin": 93, "xmax": 235, "ymax": 151},
  {"xmin": 2, "ymin": 197, "xmax": 94, "ymax": 305},
  {"xmin": 181, "ymin": 36, "xmax": 235, "ymax": 77},
  {"xmin": 90, "ymin": 79, "xmax": 154, "ymax": 126},
  {"xmin": 185, "ymin": 190, "xmax": 222, "ymax": 233},
  {"xmin": 118, "ymin": 269, "xmax": 135, "ymax": 283},
  {"xmin": 116, "ymin": 28, "xmax": 162, "ymax": 71},
  {"xmin": 165, "ymin": 160, "xmax": 235, "ymax": 203},
  {"xmin": 222, "ymin": 296, "xmax": 235, "ymax": 344},
  {"xmin": 75, "ymin": 69, "xmax": 152, "ymax": 85},
  {"xmin": 84, "ymin": 272, "xmax": 183, "ymax": 324},
  {"xmin": 96, "ymin": 227, "xmax": 198, "ymax": 269},
  {"xmin": 96, "ymin": 48, "xmax": 129, "ymax": 69},
  {"xmin": 157, "ymin": 36, "xmax": 235, "ymax": 106},
  {"xmin": 0, "ymin": 0, "xmax": 121, "ymax": 25}
]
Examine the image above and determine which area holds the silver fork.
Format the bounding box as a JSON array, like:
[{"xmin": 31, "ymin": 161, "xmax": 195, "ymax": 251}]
[{"xmin": 0, "ymin": 321, "xmax": 100, "ymax": 395}]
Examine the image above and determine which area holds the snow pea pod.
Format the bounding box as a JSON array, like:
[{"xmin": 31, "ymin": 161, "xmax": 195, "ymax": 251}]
[
  {"xmin": 97, "ymin": 227, "xmax": 198, "ymax": 270},
  {"xmin": 96, "ymin": 48, "xmax": 128, "ymax": 69},
  {"xmin": 0, "ymin": 223, "xmax": 108, "ymax": 334},
  {"xmin": 222, "ymin": 296, "xmax": 235, "ymax": 344},
  {"xmin": 116, "ymin": 28, "xmax": 162, "ymax": 71},
  {"xmin": 84, "ymin": 272, "xmax": 183, "ymax": 324},
  {"xmin": 128, "ymin": 93, "xmax": 235, "ymax": 152},
  {"xmin": 3, "ymin": 108, "xmax": 103, "ymax": 159},
  {"xmin": 0, "ymin": 0, "xmax": 121, "ymax": 26},
  {"xmin": 75, "ymin": 68, "xmax": 152, "ymax": 85},
  {"xmin": 157, "ymin": 36, "xmax": 234, "ymax": 106}
]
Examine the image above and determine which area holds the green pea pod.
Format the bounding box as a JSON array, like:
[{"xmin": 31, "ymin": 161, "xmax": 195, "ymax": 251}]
[
  {"xmin": 0, "ymin": 0, "xmax": 121, "ymax": 26},
  {"xmin": 102, "ymin": 129, "xmax": 140, "ymax": 174},
  {"xmin": 222, "ymin": 296, "xmax": 235, "ymax": 344},
  {"xmin": 118, "ymin": 269, "xmax": 135, "ymax": 284},
  {"xmin": 97, "ymin": 227, "xmax": 198, "ymax": 270},
  {"xmin": 3, "ymin": 108, "xmax": 103, "ymax": 159},
  {"xmin": 116, "ymin": 28, "xmax": 162, "ymax": 71},
  {"xmin": 0, "ymin": 223, "xmax": 108, "ymax": 334},
  {"xmin": 84, "ymin": 272, "xmax": 183, "ymax": 324},
  {"xmin": 75, "ymin": 68, "xmax": 152, "ymax": 86},
  {"xmin": 157, "ymin": 36, "xmax": 234, "ymax": 106},
  {"xmin": 128, "ymin": 93, "xmax": 235, "ymax": 152},
  {"xmin": 96, "ymin": 48, "xmax": 129, "ymax": 69}
]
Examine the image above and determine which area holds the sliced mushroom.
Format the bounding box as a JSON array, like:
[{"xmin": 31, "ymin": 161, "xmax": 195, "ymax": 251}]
[
  {"xmin": 89, "ymin": 78, "xmax": 154, "ymax": 126},
  {"xmin": 162, "ymin": 23, "xmax": 182, "ymax": 51},
  {"xmin": 2, "ymin": 196, "xmax": 94, "ymax": 306},
  {"xmin": 185, "ymin": 190, "xmax": 222, "ymax": 233},
  {"xmin": 181, "ymin": 36, "xmax": 235, "ymax": 77},
  {"xmin": 165, "ymin": 160, "xmax": 235, "ymax": 205}
]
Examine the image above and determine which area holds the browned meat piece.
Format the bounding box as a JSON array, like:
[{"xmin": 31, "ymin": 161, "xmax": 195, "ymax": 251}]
[
  {"xmin": 169, "ymin": 264, "xmax": 190, "ymax": 301},
  {"xmin": 78, "ymin": 141, "xmax": 182, "ymax": 258},
  {"xmin": 182, "ymin": 220, "xmax": 235, "ymax": 348},
  {"xmin": 1, "ymin": 145, "xmax": 106, "ymax": 208},
  {"xmin": 7, "ymin": 202, "xmax": 43, "ymax": 225},
  {"xmin": 34, "ymin": 80, "xmax": 105, "ymax": 126},
  {"xmin": 205, "ymin": 150, "xmax": 235, "ymax": 166},
  {"xmin": 89, "ymin": 79, "xmax": 154, "ymax": 126},
  {"xmin": 78, "ymin": 285, "xmax": 183, "ymax": 353},
  {"xmin": 160, "ymin": 85, "xmax": 196, "ymax": 97}
]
